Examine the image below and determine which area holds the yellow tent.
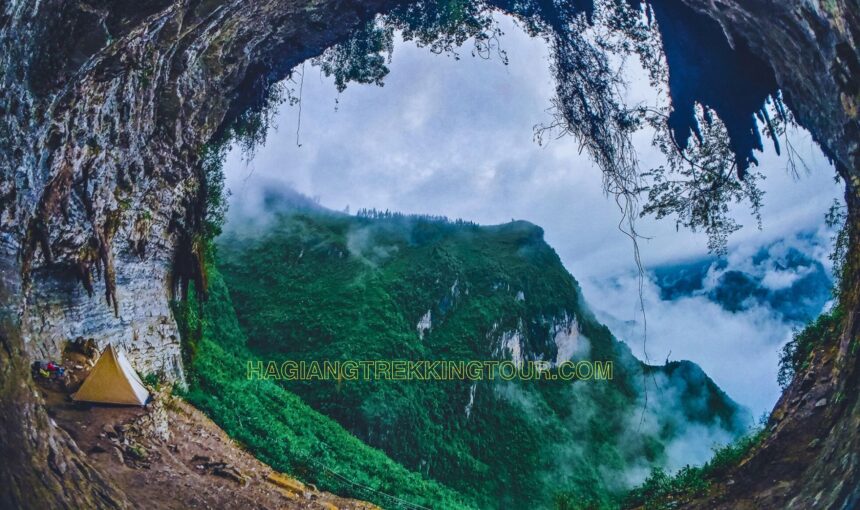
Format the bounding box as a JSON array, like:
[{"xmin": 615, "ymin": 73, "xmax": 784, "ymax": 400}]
[{"xmin": 72, "ymin": 344, "xmax": 150, "ymax": 405}]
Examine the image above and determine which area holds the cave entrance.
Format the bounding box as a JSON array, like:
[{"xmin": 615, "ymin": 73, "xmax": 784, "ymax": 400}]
[{"xmin": 202, "ymin": 0, "xmax": 844, "ymax": 505}]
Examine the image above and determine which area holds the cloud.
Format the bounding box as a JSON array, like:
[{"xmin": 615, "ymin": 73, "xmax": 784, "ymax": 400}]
[
  {"xmin": 579, "ymin": 227, "xmax": 835, "ymax": 417},
  {"xmin": 222, "ymin": 11, "xmax": 843, "ymax": 470},
  {"xmin": 614, "ymin": 369, "xmax": 745, "ymax": 486}
]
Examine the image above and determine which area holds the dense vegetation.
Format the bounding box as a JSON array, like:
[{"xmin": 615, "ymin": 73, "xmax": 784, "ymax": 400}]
[
  {"xmin": 180, "ymin": 200, "xmax": 747, "ymax": 509},
  {"xmin": 177, "ymin": 269, "xmax": 476, "ymax": 510},
  {"xmin": 776, "ymin": 200, "xmax": 848, "ymax": 390}
]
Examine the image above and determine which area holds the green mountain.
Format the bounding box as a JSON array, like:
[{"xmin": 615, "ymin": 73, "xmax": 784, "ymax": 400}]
[{"xmin": 183, "ymin": 196, "xmax": 747, "ymax": 509}]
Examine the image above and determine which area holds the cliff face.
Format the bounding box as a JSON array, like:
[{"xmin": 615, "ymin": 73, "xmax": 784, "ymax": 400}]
[
  {"xmin": 0, "ymin": 0, "xmax": 859, "ymax": 508},
  {"xmin": 213, "ymin": 209, "xmax": 745, "ymax": 508},
  {"xmin": 1, "ymin": 0, "xmax": 396, "ymax": 378},
  {"xmin": 0, "ymin": 1, "xmax": 396, "ymax": 507}
]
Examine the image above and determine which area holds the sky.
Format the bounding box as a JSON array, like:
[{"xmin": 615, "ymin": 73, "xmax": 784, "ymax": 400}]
[{"xmin": 223, "ymin": 15, "xmax": 843, "ymax": 419}]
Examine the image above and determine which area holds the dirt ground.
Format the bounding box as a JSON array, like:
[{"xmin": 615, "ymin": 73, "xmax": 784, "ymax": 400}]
[{"xmin": 39, "ymin": 361, "xmax": 380, "ymax": 510}]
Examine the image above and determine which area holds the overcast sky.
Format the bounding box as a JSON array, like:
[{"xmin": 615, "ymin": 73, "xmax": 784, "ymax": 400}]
[{"xmin": 223, "ymin": 15, "xmax": 843, "ymax": 419}]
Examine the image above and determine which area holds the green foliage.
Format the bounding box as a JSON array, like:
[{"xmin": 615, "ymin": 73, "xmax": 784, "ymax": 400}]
[
  {"xmin": 622, "ymin": 427, "xmax": 767, "ymax": 509},
  {"xmin": 180, "ymin": 268, "xmax": 476, "ymax": 510},
  {"xmin": 314, "ymin": 21, "xmax": 395, "ymax": 93},
  {"xmin": 554, "ymin": 491, "xmax": 613, "ymax": 510},
  {"xmin": 223, "ymin": 79, "xmax": 289, "ymax": 156},
  {"xmin": 387, "ymin": 0, "xmax": 507, "ymax": 61},
  {"xmin": 705, "ymin": 427, "xmax": 766, "ymax": 476},
  {"xmin": 826, "ymin": 198, "xmax": 849, "ymax": 294},
  {"xmin": 211, "ymin": 209, "xmax": 744, "ymax": 509},
  {"xmin": 200, "ymin": 143, "xmax": 230, "ymax": 242},
  {"xmin": 778, "ymin": 306, "xmax": 843, "ymax": 389},
  {"xmin": 172, "ymin": 291, "xmax": 203, "ymax": 368},
  {"xmin": 638, "ymin": 105, "xmax": 765, "ymax": 255},
  {"xmin": 142, "ymin": 373, "xmax": 159, "ymax": 388},
  {"xmin": 312, "ymin": 0, "xmax": 508, "ymax": 94},
  {"xmin": 775, "ymin": 200, "xmax": 847, "ymax": 388}
]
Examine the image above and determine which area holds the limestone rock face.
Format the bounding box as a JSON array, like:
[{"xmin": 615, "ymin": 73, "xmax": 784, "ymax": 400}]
[
  {"xmin": 24, "ymin": 253, "xmax": 184, "ymax": 380},
  {"xmin": 0, "ymin": 1, "xmax": 395, "ymax": 507},
  {"xmin": 1, "ymin": 0, "xmax": 393, "ymax": 382}
]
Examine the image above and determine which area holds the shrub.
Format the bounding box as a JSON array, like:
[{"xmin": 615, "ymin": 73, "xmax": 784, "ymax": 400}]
[
  {"xmin": 778, "ymin": 307, "xmax": 843, "ymax": 389},
  {"xmin": 623, "ymin": 427, "xmax": 766, "ymax": 509}
]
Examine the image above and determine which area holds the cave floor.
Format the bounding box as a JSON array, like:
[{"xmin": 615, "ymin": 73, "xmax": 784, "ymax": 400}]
[{"xmin": 41, "ymin": 386, "xmax": 379, "ymax": 510}]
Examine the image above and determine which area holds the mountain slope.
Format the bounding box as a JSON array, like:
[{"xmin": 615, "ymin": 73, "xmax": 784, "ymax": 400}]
[
  {"xmin": 208, "ymin": 205, "xmax": 747, "ymax": 509},
  {"xmin": 179, "ymin": 265, "xmax": 476, "ymax": 509}
]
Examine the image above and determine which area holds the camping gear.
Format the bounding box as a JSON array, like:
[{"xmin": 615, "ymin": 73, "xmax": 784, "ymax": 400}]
[
  {"xmin": 32, "ymin": 360, "xmax": 66, "ymax": 380},
  {"xmin": 72, "ymin": 344, "xmax": 150, "ymax": 405}
]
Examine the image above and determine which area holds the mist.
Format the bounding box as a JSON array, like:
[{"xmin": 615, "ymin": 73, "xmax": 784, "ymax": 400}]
[{"xmin": 221, "ymin": 11, "xmax": 842, "ymax": 469}]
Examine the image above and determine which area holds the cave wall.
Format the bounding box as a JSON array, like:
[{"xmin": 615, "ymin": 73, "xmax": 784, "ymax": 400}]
[
  {"xmin": 1, "ymin": 0, "xmax": 402, "ymax": 380},
  {"xmin": 682, "ymin": 0, "xmax": 860, "ymax": 187},
  {"xmin": 23, "ymin": 253, "xmax": 184, "ymax": 380},
  {"xmin": 0, "ymin": 0, "xmax": 398, "ymax": 507}
]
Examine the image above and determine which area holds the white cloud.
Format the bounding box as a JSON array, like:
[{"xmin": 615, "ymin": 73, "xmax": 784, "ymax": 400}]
[
  {"xmin": 581, "ymin": 270, "xmax": 790, "ymax": 415},
  {"xmin": 223, "ymin": 11, "xmax": 842, "ymax": 447}
]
